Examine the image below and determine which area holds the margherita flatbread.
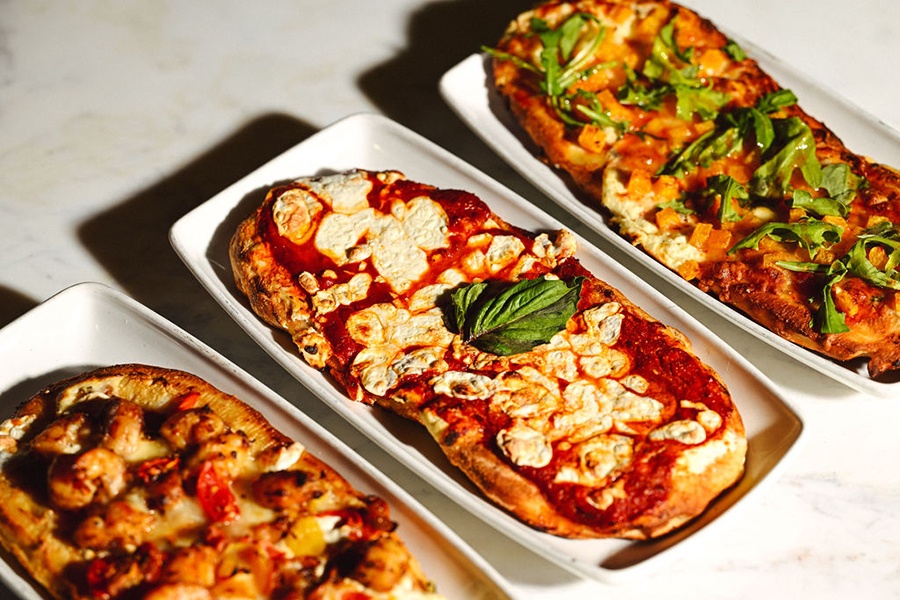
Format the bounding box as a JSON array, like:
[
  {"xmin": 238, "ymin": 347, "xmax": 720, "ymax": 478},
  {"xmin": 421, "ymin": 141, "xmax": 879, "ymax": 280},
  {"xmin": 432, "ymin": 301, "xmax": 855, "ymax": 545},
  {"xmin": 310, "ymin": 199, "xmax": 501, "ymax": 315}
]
[
  {"xmin": 0, "ymin": 364, "xmax": 441, "ymax": 599},
  {"xmin": 487, "ymin": 0, "xmax": 900, "ymax": 378},
  {"xmin": 229, "ymin": 168, "xmax": 746, "ymax": 539}
]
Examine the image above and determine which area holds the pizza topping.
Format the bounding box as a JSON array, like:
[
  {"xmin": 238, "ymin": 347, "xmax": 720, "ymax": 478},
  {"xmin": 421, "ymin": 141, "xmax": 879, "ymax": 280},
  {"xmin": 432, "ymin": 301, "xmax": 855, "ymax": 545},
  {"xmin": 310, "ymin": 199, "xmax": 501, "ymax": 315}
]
[
  {"xmin": 448, "ymin": 275, "xmax": 585, "ymax": 356},
  {"xmin": 497, "ymin": 421, "xmax": 553, "ymax": 468},
  {"xmin": 195, "ymin": 460, "xmax": 240, "ymax": 524},
  {"xmin": 47, "ymin": 447, "xmax": 129, "ymax": 511},
  {"xmin": 0, "ymin": 367, "xmax": 445, "ymax": 599}
]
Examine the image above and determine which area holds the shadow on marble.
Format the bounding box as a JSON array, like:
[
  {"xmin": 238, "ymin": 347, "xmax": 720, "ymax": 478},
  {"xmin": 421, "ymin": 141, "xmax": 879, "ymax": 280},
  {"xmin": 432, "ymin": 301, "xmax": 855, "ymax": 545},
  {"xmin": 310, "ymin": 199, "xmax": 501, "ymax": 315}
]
[
  {"xmin": 357, "ymin": 0, "xmax": 526, "ymax": 179},
  {"xmin": 0, "ymin": 286, "xmax": 37, "ymax": 330},
  {"xmin": 75, "ymin": 113, "xmax": 317, "ymax": 361}
]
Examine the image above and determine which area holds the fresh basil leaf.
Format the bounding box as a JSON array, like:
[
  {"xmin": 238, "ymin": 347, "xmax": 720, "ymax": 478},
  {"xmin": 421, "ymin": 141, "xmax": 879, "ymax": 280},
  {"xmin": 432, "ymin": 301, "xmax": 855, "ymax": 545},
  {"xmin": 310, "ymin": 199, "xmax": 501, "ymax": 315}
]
[
  {"xmin": 447, "ymin": 276, "xmax": 584, "ymax": 356},
  {"xmin": 728, "ymin": 219, "xmax": 843, "ymax": 259},
  {"xmin": 450, "ymin": 281, "xmax": 487, "ymax": 334}
]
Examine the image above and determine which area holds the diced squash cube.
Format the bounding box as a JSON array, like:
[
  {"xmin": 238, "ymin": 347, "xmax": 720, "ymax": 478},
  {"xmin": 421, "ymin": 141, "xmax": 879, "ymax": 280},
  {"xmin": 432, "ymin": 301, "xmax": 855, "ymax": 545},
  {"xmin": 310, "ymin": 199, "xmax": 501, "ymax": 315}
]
[
  {"xmin": 655, "ymin": 206, "xmax": 682, "ymax": 231},
  {"xmin": 688, "ymin": 222, "xmax": 713, "ymax": 249},
  {"xmin": 677, "ymin": 260, "xmax": 700, "ymax": 280},
  {"xmin": 627, "ymin": 170, "xmax": 654, "ymax": 199}
]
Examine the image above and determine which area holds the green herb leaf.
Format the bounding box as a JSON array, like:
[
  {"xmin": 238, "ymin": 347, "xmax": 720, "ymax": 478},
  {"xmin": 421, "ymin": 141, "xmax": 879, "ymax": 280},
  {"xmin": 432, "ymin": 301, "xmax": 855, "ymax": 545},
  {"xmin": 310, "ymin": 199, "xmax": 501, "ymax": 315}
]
[
  {"xmin": 749, "ymin": 117, "xmax": 821, "ymax": 198},
  {"xmin": 657, "ymin": 197, "xmax": 695, "ymax": 215},
  {"xmin": 791, "ymin": 189, "xmax": 848, "ymax": 218},
  {"xmin": 728, "ymin": 219, "xmax": 843, "ymax": 259},
  {"xmin": 704, "ymin": 174, "xmax": 749, "ymax": 222},
  {"xmin": 447, "ymin": 276, "xmax": 584, "ymax": 356},
  {"xmin": 659, "ymin": 90, "xmax": 799, "ymax": 178},
  {"xmin": 572, "ymin": 89, "xmax": 629, "ymax": 133},
  {"xmin": 643, "ymin": 21, "xmax": 697, "ymax": 84},
  {"xmin": 755, "ymin": 89, "xmax": 798, "ymax": 114},
  {"xmin": 723, "ymin": 39, "xmax": 747, "ymax": 61}
]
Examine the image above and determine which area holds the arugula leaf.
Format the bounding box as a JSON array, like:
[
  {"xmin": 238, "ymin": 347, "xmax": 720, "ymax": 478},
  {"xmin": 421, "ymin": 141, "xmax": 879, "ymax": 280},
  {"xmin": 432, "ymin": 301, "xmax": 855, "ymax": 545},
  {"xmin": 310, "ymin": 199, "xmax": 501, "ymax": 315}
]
[
  {"xmin": 703, "ymin": 174, "xmax": 748, "ymax": 222},
  {"xmin": 659, "ymin": 91, "xmax": 798, "ymax": 178},
  {"xmin": 755, "ymin": 89, "xmax": 798, "ymax": 114},
  {"xmin": 643, "ymin": 21, "xmax": 697, "ymax": 84},
  {"xmin": 820, "ymin": 162, "xmax": 861, "ymax": 205},
  {"xmin": 723, "ymin": 39, "xmax": 747, "ymax": 61},
  {"xmin": 843, "ymin": 224, "xmax": 900, "ymax": 290},
  {"xmin": 789, "ymin": 163, "xmax": 860, "ymax": 218},
  {"xmin": 775, "ymin": 223, "xmax": 900, "ymax": 334},
  {"xmin": 570, "ymin": 89, "xmax": 629, "ymax": 133},
  {"xmin": 618, "ymin": 20, "xmax": 728, "ymax": 122},
  {"xmin": 447, "ymin": 276, "xmax": 584, "ymax": 356},
  {"xmin": 749, "ymin": 117, "xmax": 821, "ymax": 198},
  {"xmin": 660, "ymin": 89, "xmax": 799, "ymax": 178},
  {"xmin": 532, "ymin": 14, "xmax": 606, "ymax": 100},
  {"xmin": 617, "ymin": 65, "xmax": 668, "ymax": 110},
  {"xmin": 657, "ymin": 196, "xmax": 695, "ymax": 215},
  {"xmin": 776, "ymin": 260, "xmax": 850, "ymax": 334},
  {"xmin": 673, "ymin": 84, "xmax": 731, "ymax": 121},
  {"xmin": 483, "ymin": 13, "xmax": 606, "ymax": 119},
  {"xmin": 728, "ymin": 219, "xmax": 843, "ymax": 259}
]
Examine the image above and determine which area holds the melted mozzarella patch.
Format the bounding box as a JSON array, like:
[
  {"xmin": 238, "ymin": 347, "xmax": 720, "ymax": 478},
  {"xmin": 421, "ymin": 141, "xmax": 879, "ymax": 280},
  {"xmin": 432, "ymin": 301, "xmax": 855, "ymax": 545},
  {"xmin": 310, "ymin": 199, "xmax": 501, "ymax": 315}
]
[
  {"xmin": 273, "ymin": 187, "xmax": 324, "ymax": 245},
  {"xmin": 299, "ymin": 170, "xmax": 373, "ymax": 214},
  {"xmin": 310, "ymin": 186, "xmax": 450, "ymax": 294},
  {"xmin": 431, "ymin": 371, "xmax": 495, "ymax": 400},
  {"xmin": 346, "ymin": 304, "xmax": 453, "ymax": 396},
  {"xmin": 649, "ymin": 419, "xmax": 707, "ymax": 444},
  {"xmin": 485, "ymin": 235, "xmax": 525, "ymax": 273},
  {"xmin": 554, "ymin": 434, "xmax": 633, "ymax": 486},
  {"xmin": 311, "ymin": 273, "xmax": 372, "ymax": 315},
  {"xmin": 497, "ymin": 421, "xmax": 553, "ymax": 468}
]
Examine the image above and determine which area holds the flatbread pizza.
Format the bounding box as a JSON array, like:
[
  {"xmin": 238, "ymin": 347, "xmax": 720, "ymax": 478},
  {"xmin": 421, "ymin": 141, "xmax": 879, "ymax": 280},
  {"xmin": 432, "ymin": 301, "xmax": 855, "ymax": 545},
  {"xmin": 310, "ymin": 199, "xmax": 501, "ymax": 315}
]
[
  {"xmin": 229, "ymin": 168, "xmax": 747, "ymax": 539},
  {"xmin": 485, "ymin": 0, "xmax": 900, "ymax": 378},
  {"xmin": 0, "ymin": 364, "xmax": 442, "ymax": 599}
]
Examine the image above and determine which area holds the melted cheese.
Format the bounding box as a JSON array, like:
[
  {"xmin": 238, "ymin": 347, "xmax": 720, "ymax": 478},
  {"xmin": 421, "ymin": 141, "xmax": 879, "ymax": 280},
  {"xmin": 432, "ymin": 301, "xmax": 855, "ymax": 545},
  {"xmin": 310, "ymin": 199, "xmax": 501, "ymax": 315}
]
[{"xmin": 259, "ymin": 170, "xmax": 739, "ymax": 533}]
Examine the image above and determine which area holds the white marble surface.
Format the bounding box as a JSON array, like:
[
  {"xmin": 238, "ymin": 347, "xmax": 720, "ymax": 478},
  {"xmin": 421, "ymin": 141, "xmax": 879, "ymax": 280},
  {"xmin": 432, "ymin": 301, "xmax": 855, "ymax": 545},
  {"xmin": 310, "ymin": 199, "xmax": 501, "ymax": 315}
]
[{"xmin": 2, "ymin": 1, "xmax": 900, "ymax": 598}]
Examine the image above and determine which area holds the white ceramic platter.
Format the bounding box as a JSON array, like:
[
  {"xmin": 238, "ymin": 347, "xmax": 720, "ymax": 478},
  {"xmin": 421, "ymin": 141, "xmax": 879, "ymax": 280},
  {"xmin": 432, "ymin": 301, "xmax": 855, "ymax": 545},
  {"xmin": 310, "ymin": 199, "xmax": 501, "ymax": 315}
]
[
  {"xmin": 0, "ymin": 282, "xmax": 513, "ymax": 600},
  {"xmin": 170, "ymin": 112, "xmax": 804, "ymax": 584},
  {"xmin": 439, "ymin": 50, "xmax": 900, "ymax": 398}
]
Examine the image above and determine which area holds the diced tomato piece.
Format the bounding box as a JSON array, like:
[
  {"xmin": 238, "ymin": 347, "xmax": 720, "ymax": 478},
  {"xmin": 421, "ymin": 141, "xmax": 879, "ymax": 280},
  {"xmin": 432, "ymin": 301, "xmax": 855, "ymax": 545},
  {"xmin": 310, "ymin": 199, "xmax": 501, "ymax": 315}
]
[
  {"xmin": 174, "ymin": 390, "xmax": 201, "ymax": 411},
  {"xmin": 196, "ymin": 460, "xmax": 240, "ymax": 523}
]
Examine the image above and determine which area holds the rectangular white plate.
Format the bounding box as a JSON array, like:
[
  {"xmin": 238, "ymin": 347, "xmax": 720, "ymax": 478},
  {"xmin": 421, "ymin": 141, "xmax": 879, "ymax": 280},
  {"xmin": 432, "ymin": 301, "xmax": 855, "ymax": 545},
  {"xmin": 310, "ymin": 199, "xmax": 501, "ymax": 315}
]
[
  {"xmin": 170, "ymin": 112, "xmax": 804, "ymax": 584},
  {"xmin": 440, "ymin": 51, "xmax": 900, "ymax": 398},
  {"xmin": 0, "ymin": 282, "xmax": 513, "ymax": 600}
]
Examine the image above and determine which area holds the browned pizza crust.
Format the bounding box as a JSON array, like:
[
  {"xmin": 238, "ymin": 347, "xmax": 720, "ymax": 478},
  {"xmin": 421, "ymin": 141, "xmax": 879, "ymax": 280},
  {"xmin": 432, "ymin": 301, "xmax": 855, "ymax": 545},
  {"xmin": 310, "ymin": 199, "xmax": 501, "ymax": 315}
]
[
  {"xmin": 0, "ymin": 364, "xmax": 437, "ymax": 599},
  {"xmin": 229, "ymin": 168, "xmax": 747, "ymax": 540},
  {"xmin": 489, "ymin": 0, "xmax": 900, "ymax": 378}
]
